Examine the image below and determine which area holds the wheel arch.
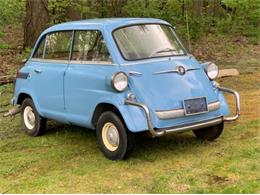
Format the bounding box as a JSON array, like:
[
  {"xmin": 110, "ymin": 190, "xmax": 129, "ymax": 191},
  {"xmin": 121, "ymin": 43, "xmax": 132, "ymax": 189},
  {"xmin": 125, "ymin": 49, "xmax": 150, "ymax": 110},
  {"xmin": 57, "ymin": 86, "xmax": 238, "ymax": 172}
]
[
  {"xmin": 92, "ymin": 103, "xmax": 125, "ymax": 128},
  {"xmin": 17, "ymin": 93, "xmax": 32, "ymax": 105},
  {"xmin": 16, "ymin": 91, "xmax": 44, "ymax": 117}
]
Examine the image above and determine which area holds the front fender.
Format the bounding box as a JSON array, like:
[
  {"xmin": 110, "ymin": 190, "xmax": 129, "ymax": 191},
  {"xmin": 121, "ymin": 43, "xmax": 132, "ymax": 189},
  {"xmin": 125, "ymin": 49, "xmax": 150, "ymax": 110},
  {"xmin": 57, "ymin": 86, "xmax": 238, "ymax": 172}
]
[
  {"xmin": 118, "ymin": 102, "xmax": 148, "ymax": 132},
  {"xmin": 91, "ymin": 94, "xmax": 148, "ymax": 132},
  {"xmin": 217, "ymin": 90, "xmax": 230, "ymax": 116}
]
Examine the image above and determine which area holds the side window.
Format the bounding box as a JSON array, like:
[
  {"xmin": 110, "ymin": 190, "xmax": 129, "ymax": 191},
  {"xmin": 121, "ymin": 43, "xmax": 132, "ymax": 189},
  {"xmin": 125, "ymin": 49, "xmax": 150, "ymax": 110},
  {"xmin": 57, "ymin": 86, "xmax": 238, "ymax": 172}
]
[
  {"xmin": 44, "ymin": 31, "xmax": 72, "ymax": 61},
  {"xmin": 33, "ymin": 36, "xmax": 46, "ymax": 59},
  {"xmin": 72, "ymin": 30, "xmax": 112, "ymax": 63}
]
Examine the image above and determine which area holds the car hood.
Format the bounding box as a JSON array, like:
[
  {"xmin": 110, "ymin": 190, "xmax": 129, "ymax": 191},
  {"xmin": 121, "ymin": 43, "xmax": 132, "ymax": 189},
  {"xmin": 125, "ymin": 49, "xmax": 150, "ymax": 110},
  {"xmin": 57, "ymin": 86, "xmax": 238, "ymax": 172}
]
[{"xmin": 121, "ymin": 57, "xmax": 218, "ymax": 111}]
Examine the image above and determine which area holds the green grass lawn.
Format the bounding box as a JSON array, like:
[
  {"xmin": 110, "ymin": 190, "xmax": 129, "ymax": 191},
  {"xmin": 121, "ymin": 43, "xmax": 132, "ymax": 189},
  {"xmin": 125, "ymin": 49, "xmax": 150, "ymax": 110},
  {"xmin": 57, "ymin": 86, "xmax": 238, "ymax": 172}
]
[{"xmin": 0, "ymin": 72, "xmax": 260, "ymax": 193}]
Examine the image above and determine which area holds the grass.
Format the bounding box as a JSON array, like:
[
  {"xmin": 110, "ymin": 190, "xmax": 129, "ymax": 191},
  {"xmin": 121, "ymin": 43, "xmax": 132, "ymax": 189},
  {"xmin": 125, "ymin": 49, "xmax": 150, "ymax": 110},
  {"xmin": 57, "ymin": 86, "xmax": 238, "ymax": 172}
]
[{"xmin": 0, "ymin": 36, "xmax": 260, "ymax": 193}]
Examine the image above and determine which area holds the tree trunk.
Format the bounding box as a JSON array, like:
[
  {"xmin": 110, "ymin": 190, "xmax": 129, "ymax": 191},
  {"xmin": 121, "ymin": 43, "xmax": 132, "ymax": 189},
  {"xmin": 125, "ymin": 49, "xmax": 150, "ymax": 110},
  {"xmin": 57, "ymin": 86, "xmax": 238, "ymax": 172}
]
[
  {"xmin": 23, "ymin": 0, "xmax": 49, "ymax": 48},
  {"xmin": 192, "ymin": 0, "xmax": 203, "ymax": 17},
  {"xmin": 207, "ymin": 0, "xmax": 221, "ymax": 17}
]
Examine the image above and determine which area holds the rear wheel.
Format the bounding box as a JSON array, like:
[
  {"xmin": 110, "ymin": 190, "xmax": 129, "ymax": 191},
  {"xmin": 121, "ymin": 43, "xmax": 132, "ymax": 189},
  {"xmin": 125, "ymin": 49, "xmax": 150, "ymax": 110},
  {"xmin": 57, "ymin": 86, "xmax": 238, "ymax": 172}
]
[
  {"xmin": 96, "ymin": 111, "xmax": 135, "ymax": 160},
  {"xmin": 192, "ymin": 122, "xmax": 224, "ymax": 141},
  {"xmin": 21, "ymin": 98, "xmax": 46, "ymax": 136}
]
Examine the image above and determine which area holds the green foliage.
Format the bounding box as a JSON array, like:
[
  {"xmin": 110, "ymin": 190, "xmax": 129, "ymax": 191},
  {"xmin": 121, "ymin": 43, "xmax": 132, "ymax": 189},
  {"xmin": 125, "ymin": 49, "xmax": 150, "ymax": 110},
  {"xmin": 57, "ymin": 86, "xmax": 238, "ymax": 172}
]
[
  {"xmin": 0, "ymin": 0, "xmax": 259, "ymax": 47},
  {"xmin": 48, "ymin": 0, "xmax": 74, "ymax": 24},
  {"xmin": 0, "ymin": 41, "xmax": 9, "ymax": 50},
  {"xmin": 123, "ymin": 0, "xmax": 260, "ymax": 42},
  {"xmin": 48, "ymin": 0, "xmax": 100, "ymax": 25},
  {"xmin": 0, "ymin": 0, "xmax": 25, "ymax": 25},
  {"xmin": 0, "ymin": 0, "xmax": 25, "ymax": 50}
]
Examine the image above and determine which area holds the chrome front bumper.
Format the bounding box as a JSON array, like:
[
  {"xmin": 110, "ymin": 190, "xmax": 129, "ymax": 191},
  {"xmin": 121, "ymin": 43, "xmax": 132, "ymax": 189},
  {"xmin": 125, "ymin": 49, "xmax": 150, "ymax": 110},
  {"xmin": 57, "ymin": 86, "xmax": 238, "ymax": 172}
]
[{"xmin": 125, "ymin": 86, "xmax": 240, "ymax": 137}]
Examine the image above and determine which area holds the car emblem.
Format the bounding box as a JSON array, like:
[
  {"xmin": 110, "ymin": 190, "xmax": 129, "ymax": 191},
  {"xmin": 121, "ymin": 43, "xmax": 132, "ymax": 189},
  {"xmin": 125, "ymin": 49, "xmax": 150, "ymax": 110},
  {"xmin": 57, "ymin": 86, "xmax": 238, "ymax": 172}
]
[{"xmin": 177, "ymin": 66, "xmax": 186, "ymax": 75}]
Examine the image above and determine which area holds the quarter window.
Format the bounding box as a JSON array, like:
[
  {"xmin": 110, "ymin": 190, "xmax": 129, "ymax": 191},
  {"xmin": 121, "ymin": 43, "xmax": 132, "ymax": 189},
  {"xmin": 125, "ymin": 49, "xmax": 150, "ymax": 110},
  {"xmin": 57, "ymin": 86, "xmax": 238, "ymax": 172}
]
[
  {"xmin": 72, "ymin": 31, "xmax": 112, "ymax": 63},
  {"xmin": 33, "ymin": 36, "xmax": 46, "ymax": 59},
  {"xmin": 44, "ymin": 31, "xmax": 72, "ymax": 61}
]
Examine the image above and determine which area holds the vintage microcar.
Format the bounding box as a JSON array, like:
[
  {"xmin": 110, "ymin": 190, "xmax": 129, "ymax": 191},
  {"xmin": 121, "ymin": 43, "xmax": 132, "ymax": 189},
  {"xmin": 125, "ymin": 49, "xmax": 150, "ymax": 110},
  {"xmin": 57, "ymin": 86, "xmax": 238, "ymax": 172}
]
[{"xmin": 12, "ymin": 18, "xmax": 240, "ymax": 160}]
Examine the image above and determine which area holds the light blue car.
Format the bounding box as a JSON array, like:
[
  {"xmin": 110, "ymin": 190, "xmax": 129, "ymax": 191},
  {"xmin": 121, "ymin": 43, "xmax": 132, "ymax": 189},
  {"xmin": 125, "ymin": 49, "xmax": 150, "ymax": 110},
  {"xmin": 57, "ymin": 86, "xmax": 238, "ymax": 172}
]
[{"xmin": 12, "ymin": 18, "xmax": 240, "ymax": 160}]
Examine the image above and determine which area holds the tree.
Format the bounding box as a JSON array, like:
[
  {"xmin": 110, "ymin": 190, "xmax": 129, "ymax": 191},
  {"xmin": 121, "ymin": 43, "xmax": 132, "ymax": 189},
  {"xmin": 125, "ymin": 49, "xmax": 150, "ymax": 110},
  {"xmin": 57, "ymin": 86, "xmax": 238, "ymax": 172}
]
[{"xmin": 23, "ymin": 0, "xmax": 49, "ymax": 48}]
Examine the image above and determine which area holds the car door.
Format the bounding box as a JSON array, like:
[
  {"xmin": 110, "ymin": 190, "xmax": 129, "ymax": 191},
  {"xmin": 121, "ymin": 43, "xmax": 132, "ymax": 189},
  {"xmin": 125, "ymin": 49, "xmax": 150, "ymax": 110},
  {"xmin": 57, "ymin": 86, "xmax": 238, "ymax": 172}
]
[
  {"xmin": 30, "ymin": 31, "xmax": 73, "ymax": 119},
  {"xmin": 64, "ymin": 30, "xmax": 117, "ymax": 127}
]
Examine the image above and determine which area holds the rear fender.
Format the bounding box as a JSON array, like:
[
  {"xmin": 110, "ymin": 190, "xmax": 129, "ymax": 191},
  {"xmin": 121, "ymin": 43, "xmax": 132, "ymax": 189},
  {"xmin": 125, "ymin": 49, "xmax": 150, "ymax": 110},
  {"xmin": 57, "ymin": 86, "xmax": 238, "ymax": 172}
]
[{"xmin": 15, "ymin": 89, "xmax": 44, "ymax": 117}]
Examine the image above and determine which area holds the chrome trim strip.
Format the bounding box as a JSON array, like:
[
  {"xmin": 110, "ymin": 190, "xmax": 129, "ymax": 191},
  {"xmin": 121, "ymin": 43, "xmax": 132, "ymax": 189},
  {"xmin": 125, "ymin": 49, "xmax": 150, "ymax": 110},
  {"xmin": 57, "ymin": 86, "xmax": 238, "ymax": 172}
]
[
  {"xmin": 153, "ymin": 69, "xmax": 179, "ymax": 75},
  {"xmin": 128, "ymin": 71, "xmax": 143, "ymax": 77},
  {"xmin": 120, "ymin": 56, "xmax": 189, "ymax": 66},
  {"xmin": 187, "ymin": 68, "xmax": 200, "ymax": 71},
  {"xmin": 156, "ymin": 108, "xmax": 185, "ymax": 120},
  {"xmin": 156, "ymin": 117, "xmax": 223, "ymax": 134},
  {"xmin": 156, "ymin": 101, "xmax": 220, "ymax": 120},
  {"xmin": 125, "ymin": 99, "xmax": 223, "ymax": 137},
  {"xmin": 153, "ymin": 67, "xmax": 200, "ymax": 75},
  {"xmin": 31, "ymin": 58, "xmax": 69, "ymax": 64},
  {"xmin": 70, "ymin": 60, "xmax": 114, "ymax": 65},
  {"xmin": 208, "ymin": 101, "xmax": 221, "ymax": 112},
  {"xmin": 217, "ymin": 86, "xmax": 240, "ymax": 121},
  {"xmin": 31, "ymin": 58, "xmax": 115, "ymax": 66}
]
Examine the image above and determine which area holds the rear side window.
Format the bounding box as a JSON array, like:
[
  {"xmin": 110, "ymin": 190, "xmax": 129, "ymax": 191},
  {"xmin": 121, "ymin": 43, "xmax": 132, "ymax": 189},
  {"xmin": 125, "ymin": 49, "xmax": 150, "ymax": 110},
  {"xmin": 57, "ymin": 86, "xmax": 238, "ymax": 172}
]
[
  {"xmin": 44, "ymin": 31, "xmax": 72, "ymax": 60},
  {"xmin": 71, "ymin": 30, "xmax": 112, "ymax": 63}
]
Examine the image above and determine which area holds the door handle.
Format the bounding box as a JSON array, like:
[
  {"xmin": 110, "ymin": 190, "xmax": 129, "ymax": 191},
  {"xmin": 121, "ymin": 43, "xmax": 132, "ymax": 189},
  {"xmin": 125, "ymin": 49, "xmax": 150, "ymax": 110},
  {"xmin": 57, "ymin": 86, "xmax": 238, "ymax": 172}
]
[{"xmin": 34, "ymin": 69, "xmax": 42, "ymax": 74}]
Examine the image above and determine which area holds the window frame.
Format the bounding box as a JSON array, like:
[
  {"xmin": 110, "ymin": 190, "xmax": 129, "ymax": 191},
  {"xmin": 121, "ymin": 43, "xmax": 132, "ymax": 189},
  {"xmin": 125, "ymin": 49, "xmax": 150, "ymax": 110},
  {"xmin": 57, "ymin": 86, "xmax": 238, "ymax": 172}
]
[
  {"xmin": 112, "ymin": 23, "xmax": 189, "ymax": 61},
  {"xmin": 31, "ymin": 29, "xmax": 114, "ymax": 65},
  {"xmin": 31, "ymin": 30, "xmax": 73, "ymax": 64}
]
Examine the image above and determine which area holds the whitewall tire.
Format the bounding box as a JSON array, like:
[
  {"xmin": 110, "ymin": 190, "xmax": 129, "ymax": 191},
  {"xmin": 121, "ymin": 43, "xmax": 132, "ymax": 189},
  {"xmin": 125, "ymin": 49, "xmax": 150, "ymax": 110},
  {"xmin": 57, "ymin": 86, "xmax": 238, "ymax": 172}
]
[
  {"xmin": 96, "ymin": 111, "xmax": 135, "ymax": 160},
  {"xmin": 21, "ymin": 98, "xmax": 46, "ymax": 136}
]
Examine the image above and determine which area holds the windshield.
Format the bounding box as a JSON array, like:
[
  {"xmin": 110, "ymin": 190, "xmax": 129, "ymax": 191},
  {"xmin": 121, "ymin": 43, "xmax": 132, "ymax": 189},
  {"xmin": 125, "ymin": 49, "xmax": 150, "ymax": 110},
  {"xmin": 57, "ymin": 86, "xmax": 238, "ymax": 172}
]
[{"xmin": 113, "ymin": 24, "xmax": 187, "ymax": 61}]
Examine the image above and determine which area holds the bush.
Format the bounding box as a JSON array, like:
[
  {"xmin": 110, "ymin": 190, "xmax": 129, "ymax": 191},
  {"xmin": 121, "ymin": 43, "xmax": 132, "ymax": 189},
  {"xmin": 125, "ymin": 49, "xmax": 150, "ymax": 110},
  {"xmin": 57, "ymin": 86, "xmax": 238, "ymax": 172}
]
[{"xmin": 217, "ymin": 0, "xmax": 260, "ymax": 39}]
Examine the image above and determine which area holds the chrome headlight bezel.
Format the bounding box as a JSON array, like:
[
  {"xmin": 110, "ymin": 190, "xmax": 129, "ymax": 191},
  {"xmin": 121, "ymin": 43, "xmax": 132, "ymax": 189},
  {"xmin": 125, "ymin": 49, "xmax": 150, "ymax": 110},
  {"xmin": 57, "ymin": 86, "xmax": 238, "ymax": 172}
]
[
  {"xmin": 205, "ymin": 62, "xmax": 218, "ymax": 80},
  {"xmin": 111, "ymin": 72, "xmax": 128, "ymax": 92}
]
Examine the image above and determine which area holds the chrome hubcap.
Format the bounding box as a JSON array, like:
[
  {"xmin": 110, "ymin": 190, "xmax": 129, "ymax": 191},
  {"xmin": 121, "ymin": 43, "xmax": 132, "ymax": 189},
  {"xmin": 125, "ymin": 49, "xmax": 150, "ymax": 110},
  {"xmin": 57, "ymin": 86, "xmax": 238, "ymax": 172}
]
[
  {"xmin": 23, "ymin": 106, "xmax": 35, "ymax": 130},
  {"xmin": 102, "ymin": 122, "xmax": 119, "ymax": 151}
]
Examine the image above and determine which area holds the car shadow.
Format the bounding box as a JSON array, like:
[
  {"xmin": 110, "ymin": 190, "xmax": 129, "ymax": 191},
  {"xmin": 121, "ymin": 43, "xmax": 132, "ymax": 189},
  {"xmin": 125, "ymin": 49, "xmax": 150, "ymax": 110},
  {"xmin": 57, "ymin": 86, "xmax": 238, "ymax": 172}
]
[{"xmin": 44, "ymin": 120, "xmax": 212, "ymax": 161}]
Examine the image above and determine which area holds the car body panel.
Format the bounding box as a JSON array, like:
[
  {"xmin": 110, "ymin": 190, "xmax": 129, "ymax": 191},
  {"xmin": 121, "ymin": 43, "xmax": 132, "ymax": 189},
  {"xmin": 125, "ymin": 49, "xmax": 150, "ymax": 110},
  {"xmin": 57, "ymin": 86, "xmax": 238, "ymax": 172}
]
[
  {"xmin": 64, "ymin": 63, "xmax": 120, "ymax": 127},
  {"xmin": 14, "ymin": 18, "xmax": 231, "ymax": 133}
]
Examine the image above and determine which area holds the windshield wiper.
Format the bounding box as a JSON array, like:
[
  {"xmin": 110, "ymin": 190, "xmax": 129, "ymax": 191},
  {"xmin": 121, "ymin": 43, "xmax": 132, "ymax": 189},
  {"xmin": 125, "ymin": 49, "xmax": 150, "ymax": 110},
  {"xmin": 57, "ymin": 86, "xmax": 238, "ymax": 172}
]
[{"xmin": 155, "ymin": 48, "xmax": 177, "ymax": 54}]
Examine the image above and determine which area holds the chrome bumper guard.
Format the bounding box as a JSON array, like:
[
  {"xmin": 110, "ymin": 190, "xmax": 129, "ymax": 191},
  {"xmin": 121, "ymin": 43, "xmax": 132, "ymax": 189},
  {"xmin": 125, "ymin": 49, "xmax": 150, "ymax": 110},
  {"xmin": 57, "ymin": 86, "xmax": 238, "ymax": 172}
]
[
  {"xmin": 125, "ymin": 86, "xmax": 240, "ymax": 137},
  {"xmin": 217, "ymin": 86, "xmax": 240, "ymax": 121}
]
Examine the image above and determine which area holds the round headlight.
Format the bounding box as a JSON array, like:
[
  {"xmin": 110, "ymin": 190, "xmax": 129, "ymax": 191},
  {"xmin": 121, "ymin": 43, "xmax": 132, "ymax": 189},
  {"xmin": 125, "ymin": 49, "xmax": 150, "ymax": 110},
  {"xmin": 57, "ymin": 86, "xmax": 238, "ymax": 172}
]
[
  {"xmin": 205, "ymin": 62, "xmax": 218, "ymax": 80},
  {"xmin": 111, "ymin": 72, "xmax": 128, "ymax": 92}
]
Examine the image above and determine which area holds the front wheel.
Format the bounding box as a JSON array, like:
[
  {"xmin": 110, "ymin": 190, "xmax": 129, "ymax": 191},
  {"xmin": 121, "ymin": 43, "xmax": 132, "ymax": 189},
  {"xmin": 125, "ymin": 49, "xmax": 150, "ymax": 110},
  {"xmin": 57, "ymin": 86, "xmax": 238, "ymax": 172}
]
[
  {"xmin": 96, "ymin": 111, "xmax": 135, "ymax": 160},
  {"xmin": 192, "ymin": 122, "xmax": 224, "ymax": 141}
]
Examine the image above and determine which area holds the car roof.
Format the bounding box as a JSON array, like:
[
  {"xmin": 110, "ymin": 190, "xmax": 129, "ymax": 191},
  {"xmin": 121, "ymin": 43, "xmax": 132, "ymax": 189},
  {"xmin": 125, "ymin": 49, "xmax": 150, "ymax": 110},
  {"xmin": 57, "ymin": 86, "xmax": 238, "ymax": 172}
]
[{"xmin": 43, "ymin": 18, "xmax": 171, "ymax": 34}]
